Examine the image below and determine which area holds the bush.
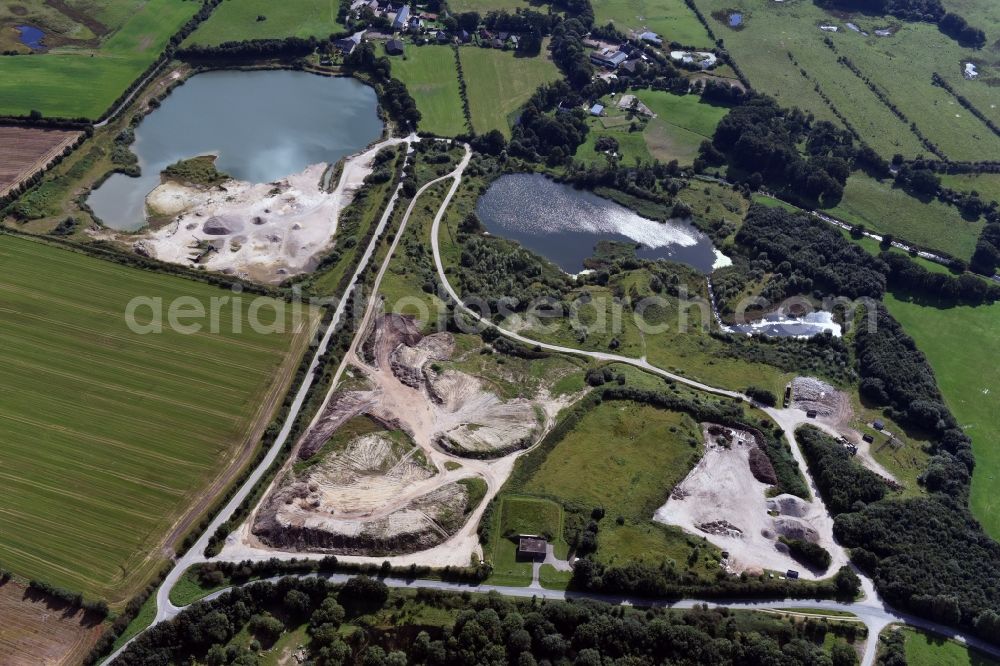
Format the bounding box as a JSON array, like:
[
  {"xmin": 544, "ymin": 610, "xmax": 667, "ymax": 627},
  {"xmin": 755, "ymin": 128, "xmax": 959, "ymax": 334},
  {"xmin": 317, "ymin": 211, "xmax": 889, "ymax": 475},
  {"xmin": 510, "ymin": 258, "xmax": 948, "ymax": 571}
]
[{"xmin": 745, "ymin": 385, "xmax": 777, "ymax": 406}]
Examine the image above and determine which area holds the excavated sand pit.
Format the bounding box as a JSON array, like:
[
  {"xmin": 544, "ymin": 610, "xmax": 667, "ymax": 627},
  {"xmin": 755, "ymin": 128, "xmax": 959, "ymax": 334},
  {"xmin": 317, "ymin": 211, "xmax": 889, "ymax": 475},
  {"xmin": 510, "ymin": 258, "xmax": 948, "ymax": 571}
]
[
  {"xmin": 253, "ymin": 428, "xmax": 476, "ymax": 554},
  {"xmin": 132, "ymin": 138, "xmax": 405, "ymax": 283},
  {"xmin": 655, "ymin": 424, "xmax": 838, "ymax": 578},
  {"xmin": 245, "ymin": 314, "xmax": 570, "ymax": 560}
]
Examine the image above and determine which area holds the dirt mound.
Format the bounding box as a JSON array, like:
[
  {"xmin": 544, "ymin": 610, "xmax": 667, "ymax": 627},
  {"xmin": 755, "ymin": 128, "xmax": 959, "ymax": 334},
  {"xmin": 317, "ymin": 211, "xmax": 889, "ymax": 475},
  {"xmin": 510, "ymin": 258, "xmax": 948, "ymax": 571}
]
[
  {"xmin": 431, "ymin": 371, "xmax": 540, "ymax": 454},
  {"xmin": 748, "ymin": 447, "xmax": 777, "ymax": 484},
  {"xmin": 772, "ymin": 517, "xmax": 819, "ymax": 543},
  {"xmin": 253, "ymin": 478, "xmax": 474, "ymax": 555},
  {"xmin": 766, "ymin": 495, "xmax": 810, "ymax": 518},
  {"xmin": 792, "ymin": 377, "xmax": 851, "ymax": 424},
  {"xmin": 297, "ymin": 391, "xmax": 379, "ymax": 460},
  {"xmin": 391, "ymin": 332, "xmax": 453, "ymax": 389},
  {"xmin": 203, "ymin": 215, "xmax": 244, "ymax": 235}
]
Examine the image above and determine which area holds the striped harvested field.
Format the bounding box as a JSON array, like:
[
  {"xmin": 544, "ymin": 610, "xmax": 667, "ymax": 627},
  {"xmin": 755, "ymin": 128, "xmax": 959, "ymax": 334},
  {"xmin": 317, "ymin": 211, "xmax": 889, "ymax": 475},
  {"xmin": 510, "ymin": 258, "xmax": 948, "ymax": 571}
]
[
  {"xmin": 0, "ymin": 126, "xmax": 81, "ymax": 196},
  {"xmin": 0, "ymin": 234, "xmax": 317, "ymax": 602}
]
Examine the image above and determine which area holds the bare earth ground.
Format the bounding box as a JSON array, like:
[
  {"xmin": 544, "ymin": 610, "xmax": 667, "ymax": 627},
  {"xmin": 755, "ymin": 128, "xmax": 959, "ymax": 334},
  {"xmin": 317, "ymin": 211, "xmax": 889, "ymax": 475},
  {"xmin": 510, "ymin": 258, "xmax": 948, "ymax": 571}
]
[
  {"xmin": 655, "ymin": 424, "xmax": 845, "ymax": 579},
  {"xmin": 0, "ymin": 126, "xmax": 81, "ymax": 196},
  {"xmin": 230, "ymin": 313, "xmax": 573, "ymax": 566},
  {"xmin": 0, "ymin": 580, "xmax": 104, "ymax": 666},
  {"xmin": 134, "ymin": 138, "xmax": 404, "ymax": 283},
  {"xmin": 791, "ymin": 377, "xmax": 898, "ymax": 483}
]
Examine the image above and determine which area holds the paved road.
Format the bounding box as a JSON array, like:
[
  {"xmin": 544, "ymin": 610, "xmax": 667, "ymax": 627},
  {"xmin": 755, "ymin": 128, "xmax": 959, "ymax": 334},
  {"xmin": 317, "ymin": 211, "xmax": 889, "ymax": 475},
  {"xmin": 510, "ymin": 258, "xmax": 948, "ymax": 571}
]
[{"xmin": 186, "ymin": 571, "xmax": 1000, "ymax": 666}]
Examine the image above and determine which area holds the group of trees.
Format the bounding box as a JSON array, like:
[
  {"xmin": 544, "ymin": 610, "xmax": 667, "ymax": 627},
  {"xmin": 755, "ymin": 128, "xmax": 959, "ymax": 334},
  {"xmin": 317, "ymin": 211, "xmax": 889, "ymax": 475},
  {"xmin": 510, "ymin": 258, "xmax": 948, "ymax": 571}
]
[
  {"xmin": 880, "ymin": 251, "xmax": 1000, "ymax": 304},
  {"xmin": 736, "ymin": 205, "xmax": 888, "ymax": 299},
  {"xmin": 703, "ymin": 96, "xmax": 855, "ymax": 205},
  {"xmin": 119, "ymin": 576, "xmax": 866, "ymax": 666},
  {"xmin": 797, "ymin": 427, "xmax": 888, "ymax": 515},
  {"xmin": 798, "ymin": 426, "xmax": 1000, "ymax": 640},
  {"xmin": 971, "ymin": 223, "xmax": 1000, "ymax": 277}
]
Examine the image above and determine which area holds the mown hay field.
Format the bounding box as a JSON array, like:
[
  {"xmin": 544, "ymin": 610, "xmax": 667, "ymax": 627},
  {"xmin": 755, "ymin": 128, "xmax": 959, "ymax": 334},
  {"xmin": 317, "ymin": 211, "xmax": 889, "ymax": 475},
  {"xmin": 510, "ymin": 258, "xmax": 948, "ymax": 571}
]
[
  {"xmin": 592, "ymin": 0, "xmax": 714, "ymax": 46},
  {"xmin": 691, "ymin": 0, "xmax": 1000, "ymax": 161},
  {"xmin": 381, "ymin": 45, "xmax": 467, "ymax": 137},
  {"xmin": 184, "ymin": 0, "xmax": 343, "ymax": 46},
  {"xmin": 0, "ymin": 579, "xmax": 105, "ymax": 665},
  {"xmin": 459, "ymin": 46, "xmax": 561, "ymax": 136},
  {"xmin": 0, "ymin": 0, "xmax": 198, "ymax": 119},
  {"xmin": 884, "ymin": 293, "xmax": 1000, "ymax": 541},
  {"xmin": 0, "ymin": 126, "xmax": 81, "ymax": 195},
  {"xmin": 0, "ymin": 234, "xmax": 315, "ymax": 602}
]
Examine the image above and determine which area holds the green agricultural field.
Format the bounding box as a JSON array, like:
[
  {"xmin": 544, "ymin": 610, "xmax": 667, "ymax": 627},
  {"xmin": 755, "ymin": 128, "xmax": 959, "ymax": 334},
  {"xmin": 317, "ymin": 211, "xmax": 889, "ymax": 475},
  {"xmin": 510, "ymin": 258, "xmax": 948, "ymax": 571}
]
[
  {"xmin": 691, "ymin": 0, "xmax": 1000, "ymax": 161},
  {"xmin": 459, "ymin": 46, "xmax": 560, "ymax": 136},
  {"xmin": 941, "ymin": 173, "xmax": 1000, "ymax": 204},
  {"xmin": 380, "ymin": 45, "xmax": 467, "ymax": 136},
  {"xmin": 446, "ymin": 0, "xmax": 530, "ymax": 13},
  {"xmin": 824, "ymin": 174, "xmax": 982, "ymax": 261},
  {"xmin": 521, "ymin": 401, "xmax": 701, "ymax": 520},
  {"xmin": 576, "ymin": 90, "xmax": 729, "ymax": 165},
  {"xmin": 0, "ymin": 234, "xmax": 315, "ymax": 603},
  {"xmin": 900, "ymin": 627, "xmax": 1000, "ymax": 666},
  {"xmin": 0, "ymin": 0, "xmax": 199, "ymax": 119},
  {"xmin": 503, "ymin": 399, "xmax": 721, "ymax": 571},
  {"xmin": 884, "ymin": 293, "xmax": 1000, "ymax": 540},
  {"xmin": 592, "ymin": 0, "xmax": 713, "ymax": 46},
  {"xmin": 185, "ymin": 0, "xmax": 343, "ymax": 45}
]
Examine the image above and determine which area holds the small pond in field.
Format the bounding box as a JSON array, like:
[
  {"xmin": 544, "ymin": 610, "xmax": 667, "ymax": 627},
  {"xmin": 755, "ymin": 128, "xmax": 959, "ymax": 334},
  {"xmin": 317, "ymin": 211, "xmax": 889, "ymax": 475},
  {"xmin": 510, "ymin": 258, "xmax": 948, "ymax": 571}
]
[
  {"xmin": 474, "ymin": 173, "xmax": 727, "ymax": 274},
  {"xmin": 16, "ymin": 25, "xmax": 45, "ymax": 50},
  {"xmin": 88, "ymin": 69, "xmax": 383, "ymax": 231}
]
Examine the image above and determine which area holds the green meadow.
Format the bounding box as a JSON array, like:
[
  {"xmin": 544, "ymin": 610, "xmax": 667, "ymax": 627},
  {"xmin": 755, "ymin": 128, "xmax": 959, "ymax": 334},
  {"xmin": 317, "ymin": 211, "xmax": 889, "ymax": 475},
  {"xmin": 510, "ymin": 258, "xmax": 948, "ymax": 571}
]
[
  {"xmin": 691, "ymin": 0, "xmax": 1000, "ymax": 161},
  {"xmin": 884, "ymin": 293, "xmax": 1000, "ymax": 540},
  {"xmin": 592, "ymin": 0, "xmax": 714, "ymax": 46},
  {"xmin": 824, "ymin": 174, "xmax": 982, "ymax": 261},
  {"xmin": 0, "ymin": 234, "xmax": 314, "ymax": 602},
  {"xmin": 185, "ymin": 0, "xmax": 343, "ymax": 45},
  {"xmin": 0, "ymin": 0, "xmax": 199, "ymax": 119},
  {"xmin": 382, "ymin": 45, "xmax": 467, "ymax": 136},
  {"xmin": 460, "ymin": 46, "xmax": 561, "ymax": 136},
  {"xmin": 901, "ymin": 627, "xmax": 1000, "ymax": 666}
]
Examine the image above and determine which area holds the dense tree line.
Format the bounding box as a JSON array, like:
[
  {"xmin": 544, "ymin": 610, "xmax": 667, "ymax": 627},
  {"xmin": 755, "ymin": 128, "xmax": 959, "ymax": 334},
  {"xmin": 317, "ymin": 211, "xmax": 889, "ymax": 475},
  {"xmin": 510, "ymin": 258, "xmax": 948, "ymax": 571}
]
[
  {"xmin": 880, "ymin": 251, "xmax": 1000, "ymax": 304},
  {"xmin": 735, "ymin": 205, "xmax": 887, "ymax": 299},
  {"xmin": 854, "ymin": 303, "xmax": 972, "ymax": 463},
  {"xmin": 177, "ymin": 36, "xmax": 320, "ymax": 61},
  {"xmin": 573, "ymin": 557, "xmax": 862, "ymax": 602},
  {"xmin": 837, "ymin": 497, "xmax": 1000, "ymax": 638},
  {"xmin": 118, "ymin": 575, "xmax": 866, "ymax": 665},
  {"xmin": 344, "ymin": 42, "xmax": 421, "ymax": 130},
  {"xmin": 797, "ymin": 426, "xmax": 888, "ymax": 515}
]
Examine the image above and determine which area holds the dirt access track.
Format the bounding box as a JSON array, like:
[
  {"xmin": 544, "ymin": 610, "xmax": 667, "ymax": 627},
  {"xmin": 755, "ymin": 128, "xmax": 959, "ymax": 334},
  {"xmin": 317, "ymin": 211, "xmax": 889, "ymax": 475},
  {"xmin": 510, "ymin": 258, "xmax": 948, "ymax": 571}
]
[
  {"xmin": 0, "ymin": 580, "xmax": 104, "ymax": 666},
  {"xmin": 0, "ymin": 126, "xmax": 81, "ymax": 196},
  {"xmin": 237, "ymin": 312, "xmax": 572, "ymax": 564}
]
